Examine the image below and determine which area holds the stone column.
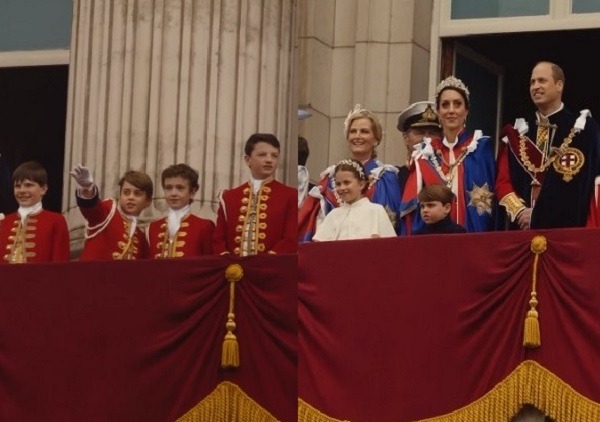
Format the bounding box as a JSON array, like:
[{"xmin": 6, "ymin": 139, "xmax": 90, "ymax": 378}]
[
  {"xmin": 298, "ymin": 0, "xmax": 434, "ymax": 178},
  {"xmin": 64, "ymin": 0, "xmax": 297, "ymax": 246}
]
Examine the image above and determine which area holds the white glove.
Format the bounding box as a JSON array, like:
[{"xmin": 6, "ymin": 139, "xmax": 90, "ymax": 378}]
[{"xmin": 70, "ymin": 164, "xmax": 94, "ymax": 189}]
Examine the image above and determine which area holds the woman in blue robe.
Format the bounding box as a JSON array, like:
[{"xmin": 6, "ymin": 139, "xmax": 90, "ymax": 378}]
[{"xmin": 299, "ymin": 104, "xmax": 402, "ymax": 242}]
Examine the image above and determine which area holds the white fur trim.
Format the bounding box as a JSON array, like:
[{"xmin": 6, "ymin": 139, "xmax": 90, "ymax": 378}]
[
  {"xmin": 320, "ymin": 165, "xmax": 335, "ymax": 180},
  {"xmin": 575, "ymin": 109, "xmax": 591, "ymax": 132},
  {"xmin": 308, "ymin": 185, "xmax": 323, "ymax": 200},
  {"xmin": 514, "ymin": 118, "xmax": 529, "ymax": 135},
  {"xmin": 370, "ymin": 164, "xmax": 399, "ymax": 180}
]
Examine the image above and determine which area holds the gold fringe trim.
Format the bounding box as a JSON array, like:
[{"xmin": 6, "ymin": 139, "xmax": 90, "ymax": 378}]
[
  {"xmin": 176, "ymin": 381, "xmax": 278, "ymax": 422},
  {"xmin": 222, "ymin": 264, "xmax": 244, "ymax": 368},
  {"xmin": 299, "ymin": 360, "xmax": 600, "ymax": 422},
  {"xmin": 524, "ymin": 236, "xmax": 546, "ymax": 348},
  {"xmin": 298, "ymin": 399, "xmax": 350, "ymax": 422}
]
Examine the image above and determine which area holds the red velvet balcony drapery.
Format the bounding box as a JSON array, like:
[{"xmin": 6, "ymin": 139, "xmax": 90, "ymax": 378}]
[
  {"xmin": 0, "ymin": 254, "xmax": 297, "ymax": 422},
  {"xmin": 299, "ymin": 228, "xmax": 600, "ymax": 422}
]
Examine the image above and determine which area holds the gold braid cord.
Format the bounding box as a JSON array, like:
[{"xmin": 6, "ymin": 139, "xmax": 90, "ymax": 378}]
[
  {"xmin": 222, "ymin": 264, "xmax": 244, "ymax": 368},
  {"xmin": 298, "ymin": 361, "xmax": 600, "ymax": 422},
  {"xmin": 524, "ymin": 236, "xmax": 546, "ymax": 348},
  {"xmin": 176, "ymin": 381, "xmax": 277, "ymax": 422}
]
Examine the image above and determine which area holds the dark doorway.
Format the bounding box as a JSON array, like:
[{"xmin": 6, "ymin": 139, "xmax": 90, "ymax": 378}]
[
  {"xmin": 0, "ymin": 65, "xmax": 68, "ymax": 213},
  {"xmin": 445, "ymin": 28, "xmax": 600, "ymax": 128}
]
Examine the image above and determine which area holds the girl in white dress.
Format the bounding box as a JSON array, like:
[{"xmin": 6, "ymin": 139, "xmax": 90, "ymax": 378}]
[{"xmin": 313, "ymin": 159, "xmax": 397, "ymax": 241}]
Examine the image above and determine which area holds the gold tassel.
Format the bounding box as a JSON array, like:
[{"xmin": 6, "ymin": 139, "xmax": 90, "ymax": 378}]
[
  {"xmin": 222, "ymin": 264, "xmax": 244, "ymax": 368},
  {"xmin": 524, "ymin": 236, "xmax": 546, "ymax": 348},
  {"xmin": 222, "ymin": 315, "xmax": 239, "ymax": 368},
  {"xmin": 524, "ymin": 294, "xmax": 540, "ymax": 347}
]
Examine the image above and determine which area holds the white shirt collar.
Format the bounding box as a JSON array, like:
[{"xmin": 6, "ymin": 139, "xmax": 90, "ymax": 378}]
[
  {"xmin": 118, "ymin": 206, "xmax": 138, "ymax": 237},
  {"xmin": 442, "ymin": 137, "xmax": 456, "ymax": 148},
  {"xmin": 537, "ymin": 102, "xmax": 564, "ymax": 120},
  {"xmin": 18, "ymin": 202, "xmax": 43, "ymax": 223},
  {"xmin": 250, "ymin": 176, "xmax": 270, "ymax": 194},
  {"xmin": 167, "ymin": 205, "xmax": 190, "ymax": 238}
]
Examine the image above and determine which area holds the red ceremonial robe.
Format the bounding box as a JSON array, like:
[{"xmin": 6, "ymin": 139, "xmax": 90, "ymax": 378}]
[
  {"xmin": 77, "ymin": 197, "xmax": 149, "ymax": 261},
  {"xmin": 0, "ymin": 209, "xmax": 70, "ymax": 263},
  {"xmin": 213, "ymin": 179, "xmax": 297, "ymax": 256},
  {"xmin": 148, "ymin": 213, "xmax": 215, "ymax": 258}
]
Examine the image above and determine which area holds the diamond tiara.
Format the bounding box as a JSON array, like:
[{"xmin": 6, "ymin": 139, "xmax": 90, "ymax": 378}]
[
  {"xmin": 335, "ymin": 159, "xmax": 366, "ymax": 181},
  {"xmin": 435, "ymin": 76, "xmax": 470, "ymax": 100},
  {"xmin": 344, "ymin": 104, "xmax": 368, "ymax": 134},
  {"xmin": 343, "ymin": 104, "xmax": 383, "ymax": 141}
]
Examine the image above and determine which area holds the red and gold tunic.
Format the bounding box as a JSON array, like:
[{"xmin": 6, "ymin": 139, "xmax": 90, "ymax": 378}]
[
  {"xmin": 0, "ymin": 209, "xmax": 70, "ymax": 263},
  {"xmin": 77, "ymin": 197, "xmax": 149, "ymax": 261},
  {"xmin": 148, "ymin": 213, "xmax": 215, "ymax": 258},
  {"xmin": 213, "ymin": 179, "xmax": 297, "ymax": 256}
]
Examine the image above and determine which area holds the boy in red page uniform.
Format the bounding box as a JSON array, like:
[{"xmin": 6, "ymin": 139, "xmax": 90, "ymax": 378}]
[
  {"xmin": 70, "ymin": 164, "xmax": 153, "ymax": 260},
  {"xmin": 148, "ymin": 163, "xmax": 214, "ymax": 258},
  {"xmin": 213, "ymin": 133, "xmax": 296, "ymax": 256},
  {"xmin": 0, "ymin": 161, "xmax": 70, "ymax": 263}
]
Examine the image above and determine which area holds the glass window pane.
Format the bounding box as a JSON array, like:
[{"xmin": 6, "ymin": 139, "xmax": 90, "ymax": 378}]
[
  {"xmin": 572, "ymin": 0, "xmax": 600, "ymax": 14},
  {"xmin": 0, "ymin": 0, "xmax": 72, "ymax": 52},
  {"xmin": 451, "ymin": 0, "xmax": 549, "ymax": 19},
  {"xmin": 455, "ymin": 54, "xmax": 499, "ymax": 142}
]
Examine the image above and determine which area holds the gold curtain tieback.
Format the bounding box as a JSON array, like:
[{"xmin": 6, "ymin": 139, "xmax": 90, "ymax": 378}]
[
  {"xmin": 222, "ymin": 264, "xmax": 244, "ymax": 368},
  {"xmin": 524, "ymin": 236, "xmax": 546, "ymax": 348}
]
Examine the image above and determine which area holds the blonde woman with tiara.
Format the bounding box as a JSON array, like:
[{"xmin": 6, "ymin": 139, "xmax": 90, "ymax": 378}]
[{"xmin": 299, "ymin": 104, "xmax": 402, "ymax": 241}]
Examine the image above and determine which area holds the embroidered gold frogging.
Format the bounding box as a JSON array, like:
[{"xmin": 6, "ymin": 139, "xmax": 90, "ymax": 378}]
[
  {"xmin": 155, "ymin": 220, "xmax": 189, "ymax": 258},
  {"xmin": 112, "ymin": 219, "xmax": 141, "ymax": 260},
  {"xmin": 4, "ymin": 217, "xmax": 37, "ymax": 264},
  {"xmin": 234, "ymin": 185, "xmax": 269, "ymax": 256}
]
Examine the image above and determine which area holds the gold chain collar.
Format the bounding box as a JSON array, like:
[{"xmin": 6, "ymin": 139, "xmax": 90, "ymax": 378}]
[
  {"xmin": 429, "ymin": 146, "xmax": 469, "ymax": 188},
  {"xmin": 518, "ymin": 127, "xmax": 577, "ymax": 174}
]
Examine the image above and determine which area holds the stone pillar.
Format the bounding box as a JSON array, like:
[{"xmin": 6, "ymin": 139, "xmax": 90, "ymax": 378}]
[
  {"xmin": 298, "ymin": 0, "xmax": 433, "ymax": 178},
  {"xmin": 64, "ymin": 0, "xmax": 297, "ymax": 246}
]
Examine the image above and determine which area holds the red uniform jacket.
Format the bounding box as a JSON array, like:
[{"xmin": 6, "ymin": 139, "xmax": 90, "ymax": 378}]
[
  {"xmin": 77, "ymin": 197, "xmax": 149, "ymax": 261},
  {"xmin": 213, "ymin": 179, "xmax": 297, "ymax": 256},
  {"xmin": 148, "ymin": 213, "xmax": 215, "ymax": 258},
  {"xmin": 0, "ymin": 209, "xmax": 70, "ymax": 263}
]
